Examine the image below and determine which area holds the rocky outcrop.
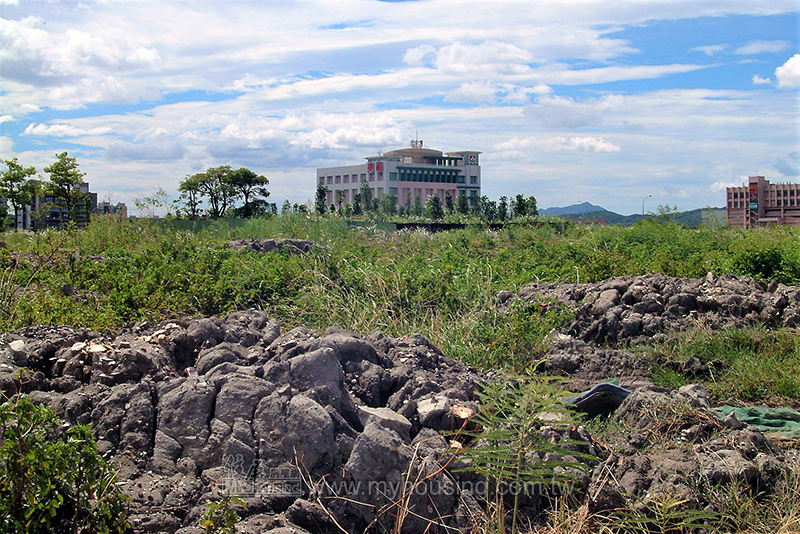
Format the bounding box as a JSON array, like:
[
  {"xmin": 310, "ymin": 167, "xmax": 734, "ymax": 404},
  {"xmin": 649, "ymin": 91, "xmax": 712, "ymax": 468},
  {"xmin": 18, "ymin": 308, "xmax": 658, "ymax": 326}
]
[
  {"xmin": 1, "ymin": 275, "xmax": 797, "ymax": 532},
  {"xmin": 0, "ymin": 311, "xmax": 488, "ymax": 533},
  {"xmin": 509, "ymin": 272, "xmax": 800, "ymax": 344}
]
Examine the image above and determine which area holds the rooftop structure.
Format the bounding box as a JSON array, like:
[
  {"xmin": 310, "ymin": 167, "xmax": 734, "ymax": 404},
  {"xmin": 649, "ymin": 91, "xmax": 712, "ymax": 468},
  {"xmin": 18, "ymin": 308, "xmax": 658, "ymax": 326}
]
[
  {"xmin": 316, "ymin": 140, "xmax": 481, "ymax": 209},
  {"xmin": 726, "ymin": 176, "xmax": 800, "ymax": 229}
]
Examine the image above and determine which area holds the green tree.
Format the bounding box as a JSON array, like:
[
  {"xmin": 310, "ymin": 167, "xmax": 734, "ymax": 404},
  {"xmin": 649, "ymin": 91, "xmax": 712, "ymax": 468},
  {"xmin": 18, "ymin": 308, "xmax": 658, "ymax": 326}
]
[
  {"xmin": 456, "ymin": 193, "xmax": 469, "ymax": 215},
  {"xmin": 43, "ymin": 152, "xmax": 86, "ymax": 226},
  {"xmin": 281, "ymin": 199, "xmax": 292, "ymax": 215},
  {"xmin": 134, "ymin": 187, "xmax": 170, "ymax": 218},
  {"xmin": 0, "ymin": 158, "xmax": 37, "ymax": 230},
  {"xmin": 177, "ymin": 174, "xmax": 204, "ymax": 219},
  {"xmin": 444, "ymin": 190, "xmax": 454, "ymax": 213},
  {"xmin": 527, "ymin": 195, "xmax": 538, "ymax": 217},
  {"xmin": 498, "ymin": 196, "xmax": 509, "ymax": 222},
  {"xmin": 0, "ymin": 395, "xmax": 129, "ymax": 533},
  {"xmin": 315, "ymin": 183, "xmax": 329, "ymax": 215},
  {"xmin": 360, "ymin": 180, "xmax": 372, "ymax": 213},
  {"xmin": 512, "ymin": 194, "xmax": 527, "ymax": 218},
  {"xmin": 381, "ymin": 194, "xmax": 397, "ymax": 216},
  {"xmin": 229, "ymin": 168, "xmax": 269, "ymax": 218},
  {"xmin": 425, "ymin": 194, "xmax": 444, "ymax": 221},
  {"xmin": 352, "ymin": 193, "xmax": 362, "ymax": 215},
  {"xmin": 413, "ymin": 195, "xmax": 423, "ymax": 216},
  {"xmin": 334, "ymin": 190, "xmax": 345, "ymax": 212},
  {"xmin": 195, "ymin": 166, "xmax": 238, "ymax": 219}
]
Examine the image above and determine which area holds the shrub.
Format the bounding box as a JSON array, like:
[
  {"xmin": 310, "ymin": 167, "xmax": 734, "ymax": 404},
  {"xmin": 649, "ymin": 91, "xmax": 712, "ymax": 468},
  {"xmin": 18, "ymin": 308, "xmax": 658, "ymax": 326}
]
[{"xmin": 0, "ymin": 393, "xmax": 128, "ymax": 534}]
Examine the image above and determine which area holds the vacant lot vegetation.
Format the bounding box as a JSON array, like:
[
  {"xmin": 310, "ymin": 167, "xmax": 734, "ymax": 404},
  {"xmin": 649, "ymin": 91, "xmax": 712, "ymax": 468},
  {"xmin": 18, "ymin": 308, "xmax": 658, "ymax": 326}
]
[{"xmin": 2, "ymin": 214, "xmax": 799, "ymax": 374}]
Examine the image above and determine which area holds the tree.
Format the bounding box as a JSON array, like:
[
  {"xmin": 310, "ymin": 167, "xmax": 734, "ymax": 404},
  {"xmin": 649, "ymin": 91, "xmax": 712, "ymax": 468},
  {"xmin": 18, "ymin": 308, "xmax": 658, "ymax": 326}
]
[
  {"xmin": 527, "ymin": 195, "xmax": 538, "ymax": 217},
  {"xmin": 195, "ymin": 166, "xmax": 237, "ymax": 219},
  {"xmin": 425, "ymin": 194, "xmax": 444, "ymax": 221},
  {"xmin": 334, "ymin": 190, "xmax": 345, "ymax": 213},
  {"xmin": 413, "ymin": 195, "xmax": 423, "ymax": 216},
  {"xmin": 444, "ymin": 190, "xmax": 454, "ymax": 214},
  {"xmin": 229, "ymin": 168, "xmax": 269, "ymax": 218},
  {"xmin": 315, "ymin": 184, "xmax": 329, "ymax": 215},
  {"xmin": 352, "ymin": 193, "xmax": 362, "ymax": 215},
  {"xmin": 381, "ymin": 194, "xmax": 397, "ymax": 216},
  {"xmin": 43, "ymin": 152, "xmax": 86, "ymax": 226},
  {"xmin": 281, "ymin": 199, "xmax": 292, "ymax": 215},
  {"xmin": 456, "ymin": 194, "xmax": 469, "ymax": 215},
  {"xmin": 177, "ymin": 174, "xmax": 204, "ymax": 219},
  {"xmin": 498, "ymin": 196, "xmax": 509, "ymax": 222},
  {"xmin": 0, "ymin": 158, "xmax": 37, "ymax": 230},
  {"xmin": 512, "ymin": 194, "xmax": 527, "ymax": 218},
  {"xmin": 360, "ymin": 180, "xmax": 372, "ymax": 213},
  {"xmin": 134, "ymin": 187, "xmax": 170, "ymax": 218}
]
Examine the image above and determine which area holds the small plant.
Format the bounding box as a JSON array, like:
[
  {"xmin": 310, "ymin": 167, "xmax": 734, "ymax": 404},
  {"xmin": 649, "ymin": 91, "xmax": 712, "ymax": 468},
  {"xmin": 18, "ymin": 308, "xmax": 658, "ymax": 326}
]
[
  {"xmin": 456, "ymin": 375, "xmax": 595, "ymax": 533},
  {"xmin": 200, "ymin": 492, "xmax": 246, "ymax": 534},
  {"xmin": 0, "ymin": 392, "xmax": 128, "ymax": 534},
  {"xmin": 604, "ymin": 492, "xmax": 720, "ymax": 534}
]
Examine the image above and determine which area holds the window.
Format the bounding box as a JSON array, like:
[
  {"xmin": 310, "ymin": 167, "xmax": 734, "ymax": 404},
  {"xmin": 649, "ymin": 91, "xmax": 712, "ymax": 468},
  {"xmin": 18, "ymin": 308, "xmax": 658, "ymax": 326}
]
[
  {"xmin": 377, "ymin": 172, "xmax": 383, "ymax": 181},
  {"xmin": 327, "ymin": 176, "xmax": 332, "ymax": 184},
  {"xmin": 344, "ymin": 175, "xmax": 349, "ymax": 183},
  {"xmin": 335, "ymin": 175, "xmax": 341, "ymax": 184},
  {"xmin": 389, "ymin": 187, "xmax": 397, "ymax": 195},
  {"xmin": 470, "ymin": 176, "xmax": 477, "ymax": 184},
  {"xmin": 389, "ymin": 172, "xmax": 398, "ymax": 181}
]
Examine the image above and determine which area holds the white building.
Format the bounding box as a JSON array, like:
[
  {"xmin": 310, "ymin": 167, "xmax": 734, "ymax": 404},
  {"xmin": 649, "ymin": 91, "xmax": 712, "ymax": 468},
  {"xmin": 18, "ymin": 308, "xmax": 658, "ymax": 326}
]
[{"xmin": 316, "ymin": 141, "xmax": 481, "ymax": 208}]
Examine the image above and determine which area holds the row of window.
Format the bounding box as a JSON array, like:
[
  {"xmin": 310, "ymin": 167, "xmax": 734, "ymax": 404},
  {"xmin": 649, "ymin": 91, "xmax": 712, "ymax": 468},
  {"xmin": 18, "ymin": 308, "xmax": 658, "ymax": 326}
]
[
  {"xmin": 730, "ymin": 199, "xmax": 798, "ymax": 208},
  {"xmin": 730, "ymin": 189, "xmax": 798, "ymax": 199}
]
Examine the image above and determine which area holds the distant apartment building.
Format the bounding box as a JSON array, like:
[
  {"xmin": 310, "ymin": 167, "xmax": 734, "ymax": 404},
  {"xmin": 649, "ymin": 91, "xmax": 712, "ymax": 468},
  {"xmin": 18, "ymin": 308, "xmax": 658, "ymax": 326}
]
[
  {"xmin": 13, "ymin": 182, "xmax": 98, "ymax": 230},
  {"xmin": 316, "ymin": 140, "xmax": 481, "ymax": 208},
  {"xmin": 727, "ymin": 176, "xmax": 800, "ymax": 229},
  {"xmin": 95, "ymin": 200, "xmax": 128, "ymax": 218}
]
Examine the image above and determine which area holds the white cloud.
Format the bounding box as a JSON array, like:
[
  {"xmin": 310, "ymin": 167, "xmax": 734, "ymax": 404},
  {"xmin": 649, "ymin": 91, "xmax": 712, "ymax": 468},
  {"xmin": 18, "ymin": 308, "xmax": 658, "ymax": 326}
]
[
  {"xmin": 403, "ymin": 44, "xmax": 436, "ymax": 66},
  {"xmin": 495, "ymin": 135, "xmax": 620, "ymax": 153},
  {"xmin": 735, "ymin": 40, "xmax": 791, "ymax": 55},
  {"xmin": 692, "ymin": 44, "xmax": 727, "ymax": 56},
  {"xmin": 709, "ymin": 181, "xmax": 739, "ymax": 193},
  {"xmin": 524, "ymin": 95, "xmax": 619, "ymax": 128},
  {"xmin": 22, "ymin": 123, "xmax": 112, "ymax": 136},
  {"xmin": 0, "ymin": 115, "xmax": 14, "ymax": 123},
  {"xmin": 752, "ymin": 74, "xmax": 771, "ymax": 85},
  {"xmin": 775, "ymin": 54, "xmax": 800, "ymax": 89},
  {"xmin": 433, "ymin": 41, "xmax": 535, "ymax": 75},
  {"xmin": 445, "ymin": 81, "xmax": 496, "ymax": 103}
]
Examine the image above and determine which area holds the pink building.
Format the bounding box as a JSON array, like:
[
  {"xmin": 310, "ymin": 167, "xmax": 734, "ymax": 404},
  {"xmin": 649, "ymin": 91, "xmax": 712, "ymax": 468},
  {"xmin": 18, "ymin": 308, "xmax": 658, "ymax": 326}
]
[
  {"xmin": 316, "ymin": 140, "xmax": 481, "ymax": 209},
  {"xmin": 727, "ymin": 176, "xmax": 800, "ymax": 229}
]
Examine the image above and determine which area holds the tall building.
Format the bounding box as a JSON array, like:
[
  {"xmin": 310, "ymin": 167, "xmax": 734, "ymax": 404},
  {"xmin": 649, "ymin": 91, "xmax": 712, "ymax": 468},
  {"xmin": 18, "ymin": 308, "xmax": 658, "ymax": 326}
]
[
  {"xmin": 727, "ymin": 176, "xmax": 800, "ymax": 228},
  {"xmin": 316, "ymin": 141, "xmax": 481, "ymax": 209}
]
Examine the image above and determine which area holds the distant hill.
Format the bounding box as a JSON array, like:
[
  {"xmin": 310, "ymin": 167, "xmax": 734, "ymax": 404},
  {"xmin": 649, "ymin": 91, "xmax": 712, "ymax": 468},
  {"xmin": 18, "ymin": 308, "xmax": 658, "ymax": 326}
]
[
  {"xmin": 540, "ymin": 204, "xmax": 726, "ymax": 228},
  {"xmin": 540, "ymin": 202, "xmax": 606, "ymax": 216}
]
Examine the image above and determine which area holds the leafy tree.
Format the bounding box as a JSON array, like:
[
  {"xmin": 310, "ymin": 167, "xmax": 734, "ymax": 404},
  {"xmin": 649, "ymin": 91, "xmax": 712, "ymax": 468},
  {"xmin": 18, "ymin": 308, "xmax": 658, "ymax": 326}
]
[
  {"xmin": 43, "ymin": 152, "xmax": 86, "ymax": 226},
  {"xmin": 527, "ymin": 195, "xmax": 538, "ymax": 217},
  {"xmin": 195, "ymin": 166, "xmax": 238, "ymax": 219},
  {"xmin": 456, "ymin": 194, "xmax": 469, "ymax": 215},
  {"xmin": 512, "ymin": 194, "xmax": 527, "ymax": 218},
  {"xmin": 404, "ymin": 192, "xmax": 412, "ymax": 215},
  {"xmin": 177, "ymin": 174, "xmax": 204, "ymax": 219},
  {"xmin": 413, "ymin": 195, "xmax": 423, "ymax": 216},
  {"xmin": 444, "ymin": 190, "xmax": 454, "ymax": 213},
  {"xmin": 0, "ymin": 158, "xmax": 37, "ymax": 230},
  {"xmin": 381, "ymin": 193, "xmax": 397, "ymax": 216},
  {"xmin": 281, "ymin": 199, "xmax": 292, "ymax": 215},
  {"xmin": 334, "ymin": 190, "xmax": 345, "ymax": 212},
  {"xmin": 0, "ymin": 394, "xmax": 129, "ymax": 533},
  {"xmin": 352, "ymin": 193, "xmax": 362, "ymax": 216},
  {"xmin": 498, "ymin": 196, "xmax": 509, "ymax": 222},
  {"xmin": 360, "ymin": 180, "xmax": 372, "ymax": 213},
  {"xmin": 315, "ymin": 184, "xmax": 329, "ymax": 215},
  {"xmin": 425, "ymin": 194, "xmax": 444, "ymax": 221},
  {"xmin": 229, "ymin": 168, "xmax": 269, "ymax": 218},
  {"xmin": 134, "ymin": 187, "xmax": 170, "ymax": 218},
  {"xmin": 481, "ymin": 196, "xmax": 497, "ymax": 221}
]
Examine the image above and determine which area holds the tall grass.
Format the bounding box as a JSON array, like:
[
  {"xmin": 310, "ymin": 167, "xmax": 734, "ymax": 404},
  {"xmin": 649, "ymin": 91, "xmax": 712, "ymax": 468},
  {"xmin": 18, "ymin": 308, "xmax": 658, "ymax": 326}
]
[{"xmin": 2, "ymin": 214, "xmax": 799, "ymax": 371}]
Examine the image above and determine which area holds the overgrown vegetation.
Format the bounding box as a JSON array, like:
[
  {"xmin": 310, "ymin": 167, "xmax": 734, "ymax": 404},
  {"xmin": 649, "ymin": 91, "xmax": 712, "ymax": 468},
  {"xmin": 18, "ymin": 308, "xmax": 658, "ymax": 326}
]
[
  {"xmin": 2, "ymin": 214, "xmax": 799, "ymax": 372},
  {"xmin": 646, "ymin": 325, "xmax": 800, "ymax": 404},
  {"xmin": 0, "ymin": 391, "xmax": 128, "ymax": 534}
]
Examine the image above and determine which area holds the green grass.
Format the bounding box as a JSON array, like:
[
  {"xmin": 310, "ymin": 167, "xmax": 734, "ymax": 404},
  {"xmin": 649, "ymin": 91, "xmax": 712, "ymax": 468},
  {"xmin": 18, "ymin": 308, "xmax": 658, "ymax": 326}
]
[
  {"xmin": 646, "ymin": 325, "xmax": 800, "ymax": 404},
  {"xmin": 2, "ymin": 214, "xmax": 800, "ymax": 373}
]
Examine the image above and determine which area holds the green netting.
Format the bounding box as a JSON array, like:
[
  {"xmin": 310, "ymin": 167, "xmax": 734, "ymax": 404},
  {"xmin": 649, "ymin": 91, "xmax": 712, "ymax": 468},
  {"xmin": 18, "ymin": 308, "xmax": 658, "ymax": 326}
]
[{"xmin": 714, "ymin": 405, "xmax": 800, "ymax": 440}]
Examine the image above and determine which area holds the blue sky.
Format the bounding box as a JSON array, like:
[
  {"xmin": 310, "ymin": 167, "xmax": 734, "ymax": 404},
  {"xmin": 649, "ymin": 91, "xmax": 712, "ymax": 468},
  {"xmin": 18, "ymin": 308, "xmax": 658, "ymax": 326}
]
[{"xmin": 1, "ymin": 0, "xmax": 798, "ymax": 214}]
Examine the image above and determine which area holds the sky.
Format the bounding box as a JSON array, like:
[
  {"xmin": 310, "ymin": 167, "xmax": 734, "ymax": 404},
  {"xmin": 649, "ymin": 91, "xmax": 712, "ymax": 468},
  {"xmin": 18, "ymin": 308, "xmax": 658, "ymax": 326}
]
[{"xmin": 1, "ymin": 0, "xmax": 799, "ymax": 215}]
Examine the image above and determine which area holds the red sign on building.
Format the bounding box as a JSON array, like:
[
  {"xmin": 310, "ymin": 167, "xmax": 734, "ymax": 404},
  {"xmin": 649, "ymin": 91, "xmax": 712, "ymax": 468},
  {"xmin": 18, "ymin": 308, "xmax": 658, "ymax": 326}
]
[
  {"xmin": 376, "ymin": 162, "xmax": 383, "ymax": 172},
  {"xmin": 367, "ymin": 162, "xmax": 374, "ymax": 172}
]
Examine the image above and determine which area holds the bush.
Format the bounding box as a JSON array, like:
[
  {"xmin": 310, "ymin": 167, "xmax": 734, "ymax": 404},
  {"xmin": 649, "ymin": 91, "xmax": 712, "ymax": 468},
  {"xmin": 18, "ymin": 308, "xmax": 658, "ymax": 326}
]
[{"xmin": 0, "ymin": 394, "xmax": 128, "ymax": 534}]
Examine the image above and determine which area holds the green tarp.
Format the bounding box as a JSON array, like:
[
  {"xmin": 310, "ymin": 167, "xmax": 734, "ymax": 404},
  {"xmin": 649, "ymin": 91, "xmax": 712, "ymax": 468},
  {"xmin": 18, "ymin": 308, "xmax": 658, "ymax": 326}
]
[{"xmin": 714, "ymin": 405, "xmax": 800, "ymax": 440}]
